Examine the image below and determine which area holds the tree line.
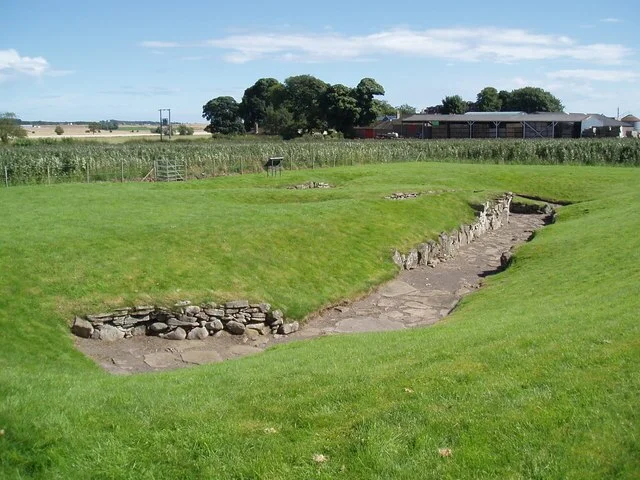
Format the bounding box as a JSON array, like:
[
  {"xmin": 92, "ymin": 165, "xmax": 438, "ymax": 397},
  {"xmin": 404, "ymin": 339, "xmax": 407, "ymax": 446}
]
[
  {"xmin": 202, "ymin": 76, "xmax": 418, "ymax": 139},
  {"xmin": 432, "ymin": 86, "xmax": 564, "ymax": 115}
]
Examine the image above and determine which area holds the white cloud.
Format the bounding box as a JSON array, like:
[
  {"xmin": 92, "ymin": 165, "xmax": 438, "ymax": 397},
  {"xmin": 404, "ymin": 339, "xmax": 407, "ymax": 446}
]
[
  {"xmin": 547, "ymin": 69, "xmax": 639, "ymax": 82},
  {"xmin": 601, "ymin": 18, "xmax": 622, "ymax": 23},
  {"xmin": 143, "ymin": 27, "xmax": 633, "ymax": 66},
  {"xmin": 0, "ymin": 49, "xmax": 50, "ymax": 77}
]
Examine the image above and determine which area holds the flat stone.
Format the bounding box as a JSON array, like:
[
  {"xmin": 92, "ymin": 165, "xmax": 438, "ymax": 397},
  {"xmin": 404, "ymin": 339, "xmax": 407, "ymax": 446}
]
[
  {"xmin": 72, "ymin": 317, "xmax": 94, "ymax": 338},
  {"xmin": 229, "ymin": 345, "xmax": 262, "ymax": 357},
  {"xmin": 187, "ymin": 326, "xmax": 209, "ymax": 340},
  {"xmin": 333, "ymin": 316, "xmax": 404, "ymax": 333},
  {"xmin": 131, "ymin": 325, "xmax": 147, "ymax": 336},
  {"xmin": 144, "ymin": 352, "xmax": 177, "ymax": 368},
  {"xmin": 204, "ymin": 308, "xmax": 224, "ymax": 317},
  {"xmin": 258, "ymin": 303, "xmax": 271, "ymax": 313},
  {"xmin": 379, "ymin": 280, "xmax": 417, "ymax": 298},
  {"xmin": 180, "ymin": 350, "xmax": 223, "ymax": 365},
  {"xmin": 376, "ymin": 298, "xmax": 397, "ymax": 308},
  {"xmin": 225, "ymin": 300, "xmax": 249, "ymax": 309},
  {"xmin": 246, "ymin": 322, "xmax": 266, "ymax": 331},
  {"xmin": 167, "ymin": 317, "xmax": 198, "ymax": 327}
]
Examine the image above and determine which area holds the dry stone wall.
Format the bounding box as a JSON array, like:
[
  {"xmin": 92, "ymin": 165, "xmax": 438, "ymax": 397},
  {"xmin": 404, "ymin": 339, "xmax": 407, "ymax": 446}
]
[
  {"xmin": 72, "ymin": 300, "xmax": 300, "ymax": 342},
  {"xmin": 393, "ymin": 193, "xmax": 513, "ymax": 270}
]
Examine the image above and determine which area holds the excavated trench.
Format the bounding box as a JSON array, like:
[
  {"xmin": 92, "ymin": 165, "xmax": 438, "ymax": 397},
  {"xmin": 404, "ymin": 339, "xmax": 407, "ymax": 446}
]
[{"xmin": 76, "ymin": 201, "xmax": 555, "ymax": 375}]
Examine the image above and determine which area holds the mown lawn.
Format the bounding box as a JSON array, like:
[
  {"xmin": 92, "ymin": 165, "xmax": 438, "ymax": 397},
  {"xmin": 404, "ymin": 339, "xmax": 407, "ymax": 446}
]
[{"xmin": 0, "ymin": 162, "xmax": 638, "ymax": 479}]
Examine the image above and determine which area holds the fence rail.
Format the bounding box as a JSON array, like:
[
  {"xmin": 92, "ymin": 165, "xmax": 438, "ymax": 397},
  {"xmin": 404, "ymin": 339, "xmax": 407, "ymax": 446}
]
[{"xmin": 1, "ymin": 138, "xmax": 639, "ymax": 187}]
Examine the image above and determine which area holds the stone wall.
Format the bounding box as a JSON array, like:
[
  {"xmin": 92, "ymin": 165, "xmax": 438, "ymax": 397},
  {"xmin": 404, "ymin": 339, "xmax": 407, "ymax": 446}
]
[
  {"xmin": 72, "ymin": 300, "xmax": 300, "ymax": 342},
  {"xmin": 392, "ymin": 193, "xmax": 513, "ymax": 270}
]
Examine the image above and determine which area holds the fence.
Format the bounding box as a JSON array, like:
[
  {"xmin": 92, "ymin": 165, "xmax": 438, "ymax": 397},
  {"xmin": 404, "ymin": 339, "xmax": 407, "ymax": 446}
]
[{"xmin": 1, "ymin": 138, "xmax": 639, "ymax": 187}]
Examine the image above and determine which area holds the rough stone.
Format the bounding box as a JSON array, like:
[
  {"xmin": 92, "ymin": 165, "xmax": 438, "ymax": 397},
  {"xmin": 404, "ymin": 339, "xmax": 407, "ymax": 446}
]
[
  {"xmin": 180, "ymin": 350, "xmax": 223, "ymax": 365},
  {"xmin": 205, "ymin": 319, "xmax": 224, "ymax": 332},
  {"xmin": 187, "ymin": 326, "xmax": 209, "ymax": 340},
  {"xmin": 195, "ymin": 312, "xmax": 209, "ymax": 322},
  {"xmin": 225, "ymin": 320, "xmax": 246, "ymax": 335},
  {"xmin": 98, "ymin": 324, "xmax": 125, "ymax": 342},
  {"xmin": 278, "ymin": 321, "xmax": 300, "ymax": 335},
  {"xmin": 131, "ymin": 325, "xmax": 147, "ymax": 336},
  {"xmin": 267, "ymin": 309, "xmax": 284, "ymax": 325},
  {"xmin": 72, "ymin": 317, "xmax": 94, "ymax": 338},
  {"xmin": 246, "ymin": 322, "xmax": 266, "ymax": 332},
  {"xmin": 392, "ymin": 250, "xmax": 404, "ymax": 268},
  {"xmin": 185, "ymin": 305, "xmax": 202, "ymax": 315},
  {"xmin": 164, "ymin": 327, "xmax": 187, "ymax": 340},
  {"xmin": 258, "ymin": 303, "xmax": 271, "ymax": 313},
  {"xmin": 225, "ymin": 300, "xmax": 250, "ymax": 309},
  {"xmin": 204, "ymin": 308, "xmax": 224, "ymax": 317},
  {"xmin": 168, "ymin": 316, "xmax": 198, "ymax": 327},
  {"xmin": 500, "ymin": 251, "xmax": 513, "ymax": 268},
  {"xmin": 149, "ymin": 322, "xmax": 169, "ymax": 333},
  {"xmin": 404, "ymin": 249, "xmax": 419, "ymax": 270}
]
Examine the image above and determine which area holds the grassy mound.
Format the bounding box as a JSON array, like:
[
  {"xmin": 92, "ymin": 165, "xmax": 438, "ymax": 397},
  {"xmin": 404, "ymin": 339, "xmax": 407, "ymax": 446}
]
[{"xmin": 0, "ymin": 162, "xmax": 638, "ymax": 478}]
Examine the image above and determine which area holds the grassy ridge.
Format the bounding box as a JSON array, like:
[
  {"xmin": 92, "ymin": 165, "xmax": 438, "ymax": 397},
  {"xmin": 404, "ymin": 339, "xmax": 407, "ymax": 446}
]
[
  {"xmin": 0, "ymin": 162, "xmax": 639, "ymax": 478},
  {"xmin": 1, "ymin": 138, "xmax": 639, "ymax": 185}
]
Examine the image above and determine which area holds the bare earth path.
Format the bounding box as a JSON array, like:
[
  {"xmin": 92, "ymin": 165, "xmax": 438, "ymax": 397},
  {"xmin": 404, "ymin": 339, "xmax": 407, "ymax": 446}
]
[{"xmin": 77, "ymin": 212, "xmax": 549, "ymax": 375}]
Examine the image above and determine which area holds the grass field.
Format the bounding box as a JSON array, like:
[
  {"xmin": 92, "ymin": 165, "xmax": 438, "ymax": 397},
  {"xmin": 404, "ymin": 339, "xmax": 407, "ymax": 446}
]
[{"xmin": 1, "ymin": 162, "xmax": 639, "ymax": 478}]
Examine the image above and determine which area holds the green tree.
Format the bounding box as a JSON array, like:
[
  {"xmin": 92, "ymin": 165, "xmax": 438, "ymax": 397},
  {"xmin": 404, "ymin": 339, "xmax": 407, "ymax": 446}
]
[
  {"xmin": 177, "ymin": 124, "xmax": 194, "ymax": 136},
  {"xmin": 371, "ymin": 99, "xmax": 396, "ymax": 119},
  {"xmin": 0, "ymin": 113, "xmax": 27, "ymax": 143},
  {"xmin": 87, "ymin": 122, "xmax": 101, "ymax": 133},
  {"xmin": 321, "ymin": 84, "xmax": 361, "ymax": 137},
  {"xmin": 54, "ymin": 125, "xmax": 64, "ymax": 135},
  {"xmin": 396, "ymin": 104, "xmax": 416, "ymax": 117},
  {"xmin": 262, "ymin": 106, "xmax": 298, "ymax": 139},
  {"xmin": 441, "ymin": 95, "xmax": 468, "ymax": 114},
  {"xmin": 202, "ymin": 96, "xmax": 244, "ymax": 135},
  {"xmin": 283, "ymin": 75, "xmax": 329, "ymax": 132},
  {"xmin": 502, "ymin": 87, "xmax": 564, "ymax": 113},
  {"xmin": 239, "ymin": 78, "xmax": 284, "ymax": 132},
  {"xmin": 498, "ymin": 90, "xmax": 512, "ymax": 111},
  {"xmin": 354, "ymin": 78, "xmax": 385, "ymax": 126},
  {"xmin": 476, "ymin": 87, "xmax": 502, "ymax": 112}
]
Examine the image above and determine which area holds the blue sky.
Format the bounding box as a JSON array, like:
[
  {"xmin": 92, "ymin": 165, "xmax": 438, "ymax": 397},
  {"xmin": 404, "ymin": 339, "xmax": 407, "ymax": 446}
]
[{"xmin": 1, "ymin": 0, "xmax": 638, "ymax": 122}]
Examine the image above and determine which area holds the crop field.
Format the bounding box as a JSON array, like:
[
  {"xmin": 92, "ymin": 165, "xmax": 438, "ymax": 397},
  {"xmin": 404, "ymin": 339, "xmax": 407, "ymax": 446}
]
[
  {"xmin": 1, "ymin": 161, "xmax": 639, "ymax": 478},
  {"xmin": 1, "ymin": 138, "xmax": 639, "ymax": 186}
]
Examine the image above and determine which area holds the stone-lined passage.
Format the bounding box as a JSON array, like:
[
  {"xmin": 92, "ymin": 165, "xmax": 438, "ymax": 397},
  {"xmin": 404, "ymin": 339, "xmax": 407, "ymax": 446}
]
[
  {"xmin": 287, "ymin": 181, "xmax": 331, "ymax": 190},
  {"xmin": 72, "ymin": 300, "xmax": 299, "ymax": 342},
  {"xmin": 392, "ymin": 193, "xmax": 512, "ymax": 270}
]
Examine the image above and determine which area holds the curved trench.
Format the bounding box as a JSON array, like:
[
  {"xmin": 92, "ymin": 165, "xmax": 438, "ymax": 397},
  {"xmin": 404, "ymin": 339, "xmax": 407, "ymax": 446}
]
[{"xmin": 77, "ymin": 210, "xmax": 552, "ymax": 374}]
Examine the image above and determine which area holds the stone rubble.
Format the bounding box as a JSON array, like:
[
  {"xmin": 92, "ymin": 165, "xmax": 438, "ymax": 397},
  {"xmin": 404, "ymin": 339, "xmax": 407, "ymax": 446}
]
[
  {"xmin": 287, "ymin": 181, "xmax": 331, "ymax": 190},
  {"xmin": 385, "ymin": 192, "xmax": 420, "ymax": 200},
  {"xmin": 393, "ymin": 193, "xmax": 513, "ymax": 270},
  {"xmin": 72, "ymin": 301, "xmax": 298, "ymax": 342}
]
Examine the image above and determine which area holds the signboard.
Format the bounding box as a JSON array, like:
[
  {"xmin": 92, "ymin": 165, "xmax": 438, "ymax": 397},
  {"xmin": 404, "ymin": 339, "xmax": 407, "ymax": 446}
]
[{"xmin": 431, "ymin": 121, "xmax": 440, "ymax": 126}]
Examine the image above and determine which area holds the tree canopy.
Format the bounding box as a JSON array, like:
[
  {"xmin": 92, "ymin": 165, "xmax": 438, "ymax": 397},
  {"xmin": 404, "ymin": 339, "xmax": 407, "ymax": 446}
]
[
  {"xmin": 202, "ymin": 96, "xmax": 244, "ymax": 134},
  {"xmin": 476, "ymin": 87, "xmax": 502, "ymax": 112},
  {"xmin": 441, "ymin": 95, "xmax": 468, "ymax": 114},
  {"xmin": 0, "ymin": 113, "xmax": 27, "ymax": 143},
  {"xmin": 501, "ymin": 87, "xmax": 564, "ymax": 113}
]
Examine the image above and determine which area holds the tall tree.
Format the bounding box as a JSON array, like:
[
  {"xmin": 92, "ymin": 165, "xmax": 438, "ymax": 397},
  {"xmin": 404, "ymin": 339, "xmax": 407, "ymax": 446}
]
[
  {"xmin": 396, "ymin": 104, "xmax": 417, "ymax": 117},
  {"xmin": 441, "ymin": 95, "xmax": 468, "ymax": 114},
  {"xmin": 263, "ymin": 106, "xmax": 298, "ymax": 139},
  {"xmin": 502, "ymin": 87, "xmax": 564, "ymax": 113},
  {"xmin": 202, "ymin": 96, "xmax": 244, "ymax": 134},
  {"xmin": 372, "ymin": 99, "xmax": 396, "ymax": 119},
  {"xmin": 321, "ymin": 84, "xmax": 361, "ymax": 136},
  {"xmin": 283, "ymin": 75, "xmax": 329, "ymax": 132},
  {"xmin": 239, "ymin": 78, "xmax": 284, "ymax": 132},
  {"xmin": 498, "ymin": 90, "xmax": 512, "ymax": 111},
  {"xmin": 354, "ymin": 78, "xmax": 385, "ymax": 126},
  {"xmin": 0, "ymin": 112, "xmax": 27, "ymax": 143},
  {"xmin": 476, "ymin": 87, "xmax": 502, "ymax": 112}
]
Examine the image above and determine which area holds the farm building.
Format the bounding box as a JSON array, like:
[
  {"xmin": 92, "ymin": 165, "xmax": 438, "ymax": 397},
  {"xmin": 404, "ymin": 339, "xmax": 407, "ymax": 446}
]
[{"xmin": 392, "ymin": 112, "xmax": 639, "ymax": 139}]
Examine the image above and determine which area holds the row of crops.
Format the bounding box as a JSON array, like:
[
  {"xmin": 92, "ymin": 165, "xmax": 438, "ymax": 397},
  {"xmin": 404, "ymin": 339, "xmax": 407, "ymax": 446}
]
[{"xmin": 1, "ymin": 138, "xmax": 639, "ymax": 186}]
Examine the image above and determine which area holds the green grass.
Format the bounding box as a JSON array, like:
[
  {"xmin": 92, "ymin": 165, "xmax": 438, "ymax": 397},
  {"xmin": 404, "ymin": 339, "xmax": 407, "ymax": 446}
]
[{"xmin": 1, "ymin": 162, "xmax": 639, "ymax": 479}]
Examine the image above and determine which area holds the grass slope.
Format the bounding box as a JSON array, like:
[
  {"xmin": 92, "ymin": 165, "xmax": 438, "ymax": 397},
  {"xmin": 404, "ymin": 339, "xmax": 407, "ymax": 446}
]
[{"xmin": 0, "ymin": 162, "xmax": 638, "ymax": 478}]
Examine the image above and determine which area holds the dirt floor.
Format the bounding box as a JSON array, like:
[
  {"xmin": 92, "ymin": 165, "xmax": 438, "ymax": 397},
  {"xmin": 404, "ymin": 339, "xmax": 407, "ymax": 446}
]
[{"xmin": 76, "ymin": 212, "xmax": 550, "ymax": 375}]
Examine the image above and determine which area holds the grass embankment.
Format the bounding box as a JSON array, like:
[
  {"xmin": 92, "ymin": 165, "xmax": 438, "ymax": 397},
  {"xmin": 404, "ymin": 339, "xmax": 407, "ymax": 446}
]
[{"xmin": 0, "ymin": 163, "xmax": 638, "ymax": 478}]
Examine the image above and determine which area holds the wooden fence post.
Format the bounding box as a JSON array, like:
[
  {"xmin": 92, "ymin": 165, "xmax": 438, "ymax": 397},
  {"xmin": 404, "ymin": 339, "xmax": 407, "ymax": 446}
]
[{"xmin": 4, "ymin": 165, "xmax": 8, "ymax": 187}]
